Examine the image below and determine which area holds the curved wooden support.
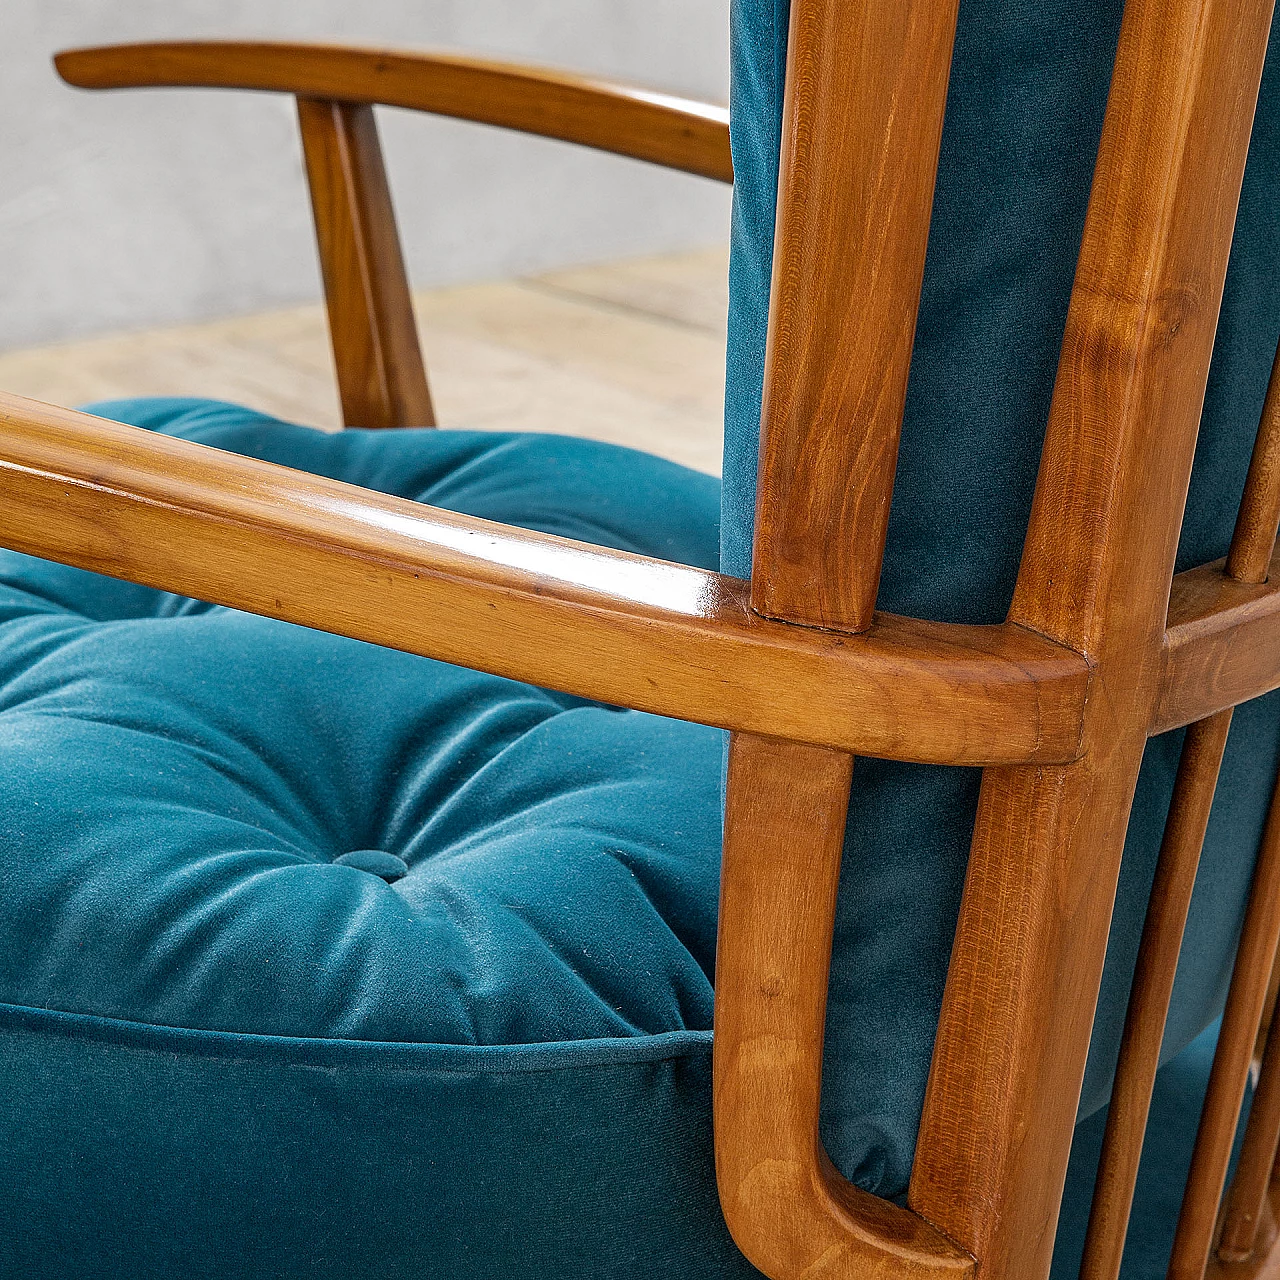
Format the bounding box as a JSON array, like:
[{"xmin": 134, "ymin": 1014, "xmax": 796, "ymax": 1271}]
[
  {"xmin": 714, "ymin": 734, "xmax": 974, "ymax": 1279},
  {"xmin": 53, "ymin": 40, "xmax": 733, "ymax": 183},
  {"xmin": 0, "ymin": 394, "xmax": 1089, "ymax": 767}
]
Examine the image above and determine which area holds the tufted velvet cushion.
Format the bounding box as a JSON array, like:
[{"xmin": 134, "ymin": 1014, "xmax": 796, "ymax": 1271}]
[
  {"xmin": 726, "ymin": 0, "xmax": 1280, "ymax": 1226},
  {"xmin": 0, "ymin": 398, "xmax": 762, "ymax": 1278}
]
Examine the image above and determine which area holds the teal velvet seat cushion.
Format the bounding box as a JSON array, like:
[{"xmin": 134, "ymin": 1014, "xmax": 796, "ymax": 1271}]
[
  {"xmin": 0, "ymin": 397, "xmax": 759, "ymax": 1278},
  {"xmin": 727, "ymin": 0, "xmax": 1280, "ymax": 1217},
  {"xmin": 0, "ymin": 398, "xmax": 1256, "ymax": 1277}
]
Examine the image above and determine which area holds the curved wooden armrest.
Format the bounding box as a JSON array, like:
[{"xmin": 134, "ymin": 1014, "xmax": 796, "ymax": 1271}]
[
  {"xmin": 0, "ymin": 393, "xmax": 1087, "ymax": 766},
  {"xmin": 54, "ymin": 40, "xmax": 732, "ymax": 183}
]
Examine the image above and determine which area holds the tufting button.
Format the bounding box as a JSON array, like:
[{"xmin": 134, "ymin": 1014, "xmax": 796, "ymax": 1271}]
[{"xmin": 333, "ymin": 850, "xmax": 409, "ymax": 882}]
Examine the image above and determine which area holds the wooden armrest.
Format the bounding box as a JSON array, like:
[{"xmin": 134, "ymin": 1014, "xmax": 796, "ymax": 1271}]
[
  {"xmin": 54, "ymin": 40, "xmax": 733, "ymax": 183},
  {"xmin": 0, "ymin": 393, "xmax": 1088, "ymax": 766}
]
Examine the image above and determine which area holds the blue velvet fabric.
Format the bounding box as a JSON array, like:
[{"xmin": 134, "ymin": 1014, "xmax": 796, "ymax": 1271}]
[
  {"xmin": 1051, "ymin": 1023, "xmax": 1252, "ymax": 1280},
  {"xmin": 726, "ymin": 0, "xmax": 1280, "ymax": 1213},
  {"xmin": 0, "ymin": 398, "xmax": 760, "ymax": 1277}
]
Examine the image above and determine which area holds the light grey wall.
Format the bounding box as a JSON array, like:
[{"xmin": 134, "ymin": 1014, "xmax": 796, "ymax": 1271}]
[{"xmin": 1, "ymin": 1, "xmax": 731, "ymax": 349}]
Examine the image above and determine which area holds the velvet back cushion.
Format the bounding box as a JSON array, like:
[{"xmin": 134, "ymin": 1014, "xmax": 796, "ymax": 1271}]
[{"xmin": 725, "ymin": 0, "xmax": 1280, "ymax": 1196}]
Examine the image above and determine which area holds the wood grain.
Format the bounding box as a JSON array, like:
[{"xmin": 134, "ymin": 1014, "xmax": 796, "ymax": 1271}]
[
  {"xmin": 54, "ymin": 41, "xmax": 733, "ymax": 184},
  {"xmin": 1080, "ymin": 710, "xmax": 1234, "ymax": 1280},
  {"xmin": 714, "ymin": 733, "xmax": 973, "ymax": 1279},
  {"xmin": 297, "ymin": 98, "xmax": 434, "ymax": 429},
  {"xmin": 911, "ymin": 3, "xmax": 1275, "ymax": 1278},
  {"xmin": 750, "ymin": 0, "xmax": 959, "ymax": 632},
  {"xmin": 35, "ymin": 8, "xmax": 1280, "ymax": 1280},
  {"xmin": 1158, "ymin": 546, "xmax": 1280, "ymax": 734},
  {"xmin": 1083, "ymin": 283, "xmax": 1280, "ymax": 1278},
  {"xmin": 0, "ymin": 392, "xmax": 1090, "ymax": 769}
]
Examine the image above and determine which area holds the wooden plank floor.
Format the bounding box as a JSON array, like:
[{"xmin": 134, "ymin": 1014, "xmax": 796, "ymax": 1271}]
[{"xmin": 0, "ymin": 247, "xmax": 729, "ymax": 476}]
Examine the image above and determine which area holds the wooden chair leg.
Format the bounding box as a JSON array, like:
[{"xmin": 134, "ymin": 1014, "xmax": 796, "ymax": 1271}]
[{"xmin": 297, "ymin": 97, "xmax": 435, "ymax": 429}]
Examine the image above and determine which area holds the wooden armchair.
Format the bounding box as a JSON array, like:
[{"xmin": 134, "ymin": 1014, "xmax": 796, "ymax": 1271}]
[{"xmin": 3, "ymin": 2, "xmax": 1280, "ymax": 1279}]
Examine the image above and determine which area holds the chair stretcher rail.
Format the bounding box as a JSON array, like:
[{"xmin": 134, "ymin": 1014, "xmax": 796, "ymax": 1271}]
[
  {"xmin": 0, "ymin": 394, "xmax": 1087, "ymax": 766},
  {"xmin": 1158, "ymin": 544, "xmax": 1280, "ymax": 735},
  {"xmin": 54, "ymin": 41, "xmax": 733, "ymax": 183}
]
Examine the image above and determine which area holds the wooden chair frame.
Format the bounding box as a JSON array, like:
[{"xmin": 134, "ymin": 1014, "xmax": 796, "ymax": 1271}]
[{"xmin": 0, "ymin": 8, "xmax": 1278, "ymax": 1277}]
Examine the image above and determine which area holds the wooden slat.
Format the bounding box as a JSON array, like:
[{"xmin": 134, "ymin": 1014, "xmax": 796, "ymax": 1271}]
[
  {"xmin": 0, "ymin": 392, "xmax": 1091, "ymax": 768},
  {"xmin": 1217, "ymin": 337, "xmax": 1280, "ymax": 1184},
  {"xmin": 1227, "ymin": 338, "xmax": 1280, "ymax": 585},
  {"xmin": 910, "ymin": 2, "xmax": 1276, "ymax": 1278},
  {"xmin": 297, "ymin": 98, "xmax": 434, "ymax": 429},
  {"xmin": 1079, "ymin": 710, "xmax": 1234, "ymax": 1280},
  {"xmin": 1220, "ymin": 1012, "xmax": 1280, "ymax": 1262},
  {"xmin": 54, "ymin": 41, "xmax": 733, "ymax": 184},
  {"xmin": 713, "ymin": 733, "xmax": 974, "ymax": 1278},
  {"xmin": 1169, "ymin": 773, "xmax": 1280, "ymax": 1278},
  {"xmin": 750, "ymin": 0, "xmax": 960, "ymax": 632}
]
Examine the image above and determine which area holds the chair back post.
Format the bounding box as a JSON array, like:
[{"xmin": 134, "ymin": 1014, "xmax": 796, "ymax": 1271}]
[
  {"xmin": 911, "ymin": 1, "xmax": 1275, "ymax": 1278},
  {"xmin": 715, "ymin": 0, "xmax": 1279, "ymax": 1277}
]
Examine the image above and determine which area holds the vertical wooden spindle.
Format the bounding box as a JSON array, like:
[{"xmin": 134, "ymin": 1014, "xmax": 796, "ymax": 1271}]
[
  {"xmin": 297, "ymin": 97, "xmax": 435, "ymax": 429},
  {"xmin": 1167, "ymin": 774, "xmax": 1280, "ymax": 1279},
  {"xmin": 1226, "ymin": 338, "xmax": 1280, "ymax": 585},
  {"xmin": 1185, "ymin": 338, "xmax": 1280, "ymax": 1268},
  {"xmin": 1079, "ymin": 711, "xmax": 1234, "ymax": 1280},
  {"xmin": 1218, "ymin": 1009, "xmax": 1280, "ymax": 1261}
]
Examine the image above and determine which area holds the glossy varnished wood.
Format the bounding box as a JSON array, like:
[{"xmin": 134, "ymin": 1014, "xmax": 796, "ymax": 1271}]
[
  {"xmin": 751, "ymin": 0, "xmax": 959, "ymax": 632},
  {"xmin": 910, "ymin": 2, "xmax": 1275, "ymax": 1277},
  {"xmin": 714, "ymin": 734, "xmax": 973, "ymax": 1279},
  {"xmin": 54, "ymin": 41, "xmax": 733, "ymax": 183},
  {"xmin": 1083, "ymin": 320, "xmax": 1280, "ymax": 1278},
  {"xmin": 713, "ymin": 1, "xmax": 983, "ymax": 1272},
  {"xmin": 0, "ymin": 393, "xmax": 1091, "ymax": 769},
  {"xmin": 297, "ymin": 98, "xmax": 434, "ymax": 429}
]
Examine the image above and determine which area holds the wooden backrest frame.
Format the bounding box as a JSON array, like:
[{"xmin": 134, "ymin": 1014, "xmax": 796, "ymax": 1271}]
[{"xmin": 716, "ymin": 1, "xmax": 1280, "ymax": 1279}]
